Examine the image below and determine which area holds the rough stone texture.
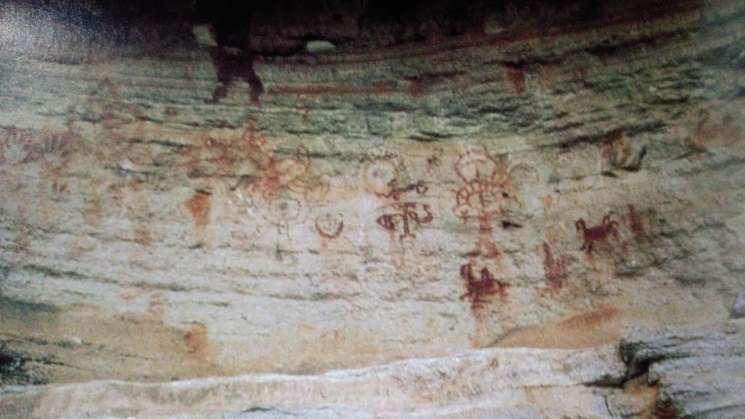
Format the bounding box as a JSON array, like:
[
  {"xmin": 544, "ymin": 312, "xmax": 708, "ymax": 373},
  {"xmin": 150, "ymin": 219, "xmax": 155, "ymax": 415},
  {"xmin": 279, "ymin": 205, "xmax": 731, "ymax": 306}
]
[
  {"xmin": 0, "ymin": 345, "xmax": 625, "ymax": 418},
  {"xmin": 2, "ymin": 325, "xmax": 743, "ymax": 418},
  {"xmin": 731, "ymin": 292, "xmax": 745, "ymax": 318},
  {"xmin": 1, "ymin": 0, "xmax": 745, "ymax": 414},
  {"xmin": 615, "ymin": 324, "xmax": 745, "ymax": 418}
]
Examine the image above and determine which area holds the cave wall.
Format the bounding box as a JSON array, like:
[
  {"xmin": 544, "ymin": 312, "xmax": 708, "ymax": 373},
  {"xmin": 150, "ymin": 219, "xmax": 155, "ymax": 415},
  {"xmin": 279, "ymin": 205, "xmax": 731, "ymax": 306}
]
[{"xmin": 1, "ymin": 0, "xmax": 745, "ymax": 385}]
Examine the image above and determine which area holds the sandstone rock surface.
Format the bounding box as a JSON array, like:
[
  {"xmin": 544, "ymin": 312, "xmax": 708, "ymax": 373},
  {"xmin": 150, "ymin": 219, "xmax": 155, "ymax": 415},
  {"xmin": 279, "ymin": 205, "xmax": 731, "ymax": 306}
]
[
  {"xmin": 617, "ymin": 324, "xmax": 745, "ymax": 418},
  {"xmin": 731, "ymin": 292, "xmax": 745, "ymax": 318},
  {"xmin": 0, "ymin": 345, "xmax": 624, "ymax": 418},
  {"xmin": 2, "ymin": 325, "xmax": 743, "ymax": 418},
  {"xmin": 1, "ymin": 0, "xmax": 745, "ymax": 417}
]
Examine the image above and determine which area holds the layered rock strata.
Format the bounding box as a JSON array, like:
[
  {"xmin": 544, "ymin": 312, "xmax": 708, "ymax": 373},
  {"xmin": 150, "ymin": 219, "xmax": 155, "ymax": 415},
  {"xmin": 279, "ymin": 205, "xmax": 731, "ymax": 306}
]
[{"xmin": 0, "ymin": 2, "xmax": 744, "ymax": 414}]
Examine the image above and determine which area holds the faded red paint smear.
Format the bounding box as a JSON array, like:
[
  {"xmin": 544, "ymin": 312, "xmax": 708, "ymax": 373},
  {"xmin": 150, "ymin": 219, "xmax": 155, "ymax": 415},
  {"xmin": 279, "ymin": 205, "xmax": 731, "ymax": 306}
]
[
  {"xmin": 184, "ymin": 322, "xmax": 209, "ymax": 361},
  {"xmin": 542, "ymin": 242, "xmax": 567, "ymax": 290},
  {"xmin": 408, "ymin": 78, "xmax": 426, "ymax": 97},
  {"xmin": 691, "ymin": 112, "xmax": 740, "ymax": 150},
  {"xmin": 184, "ymin": 191, "xmax": 211, "ymax": 229},
  {"xmin": 464, "ymin": 214, "xmax": 500, "ymax": 259},
  {"xmin": 238, "ymin": 127, "xmax": 319, "ymax": 202},
  {"xmin": 504, "ymin": 65, "xmax": 525, "ymax": 94}
]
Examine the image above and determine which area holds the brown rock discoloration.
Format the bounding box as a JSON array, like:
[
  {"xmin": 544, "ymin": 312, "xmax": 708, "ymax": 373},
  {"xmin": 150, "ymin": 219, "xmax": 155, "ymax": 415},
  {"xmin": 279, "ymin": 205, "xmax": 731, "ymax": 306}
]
[
  {"xmin": 688, "ymin": 108, "xmax": 743, "ymax": 151},
  {"xmin": 496, "ymin": 306, "xmax": 622, "ymax": 349},
  {"xmin": 504, "ymin": 64, "xmax": 526, "ymax": 94},
  {"xmin": 235, "ymin": 127, "xmax": 326, "ymax": 203},
  {"xmin": 543, "ymin": 242, "xmax": 569, "ymax": 290},
  {"xmin": 184, "ymin": 191, "xmax": 211, "ymax": 230},
  {"xmin": 600, "ymin": 129, "xmax": 645, "ymax": 171},
  {"xmin": 0, "ymin": 300, "xmax": 220, "ymax": 384},
  {"xmin": 22, "ymin": 131, "xmax": 76, "ymax": 164},
  {"xmin": 463, "ymin": 214, "xmax": 500, "ymax": 259},
  {"xmin": 0, "ymin": 128, "xmax": 79, "ymax": 170},
  {"xmin": 627, "ymin": 204, "xmax": 647, "ymax": 241},
  {"xmin": 184, "ymin": 322, "xmax": 209, "ymax": 361},
  {"xmin": 561, "ymin": 306, "xmax": 620, "ymax": 329}
]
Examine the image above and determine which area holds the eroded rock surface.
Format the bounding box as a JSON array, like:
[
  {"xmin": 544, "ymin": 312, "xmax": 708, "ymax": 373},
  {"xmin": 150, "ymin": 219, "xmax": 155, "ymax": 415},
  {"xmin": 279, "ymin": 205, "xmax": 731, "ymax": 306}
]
[
  {"xmin": 2, "ymin": 324, "xmax": 743, "ymax": 418},
  {"xmin": 0, "ymin": 345, "xmax": 626, "ymax": 418},
  {"xmin": 731, "ymin": 292, "xmax": 745, "ymax": 319},
  {"xmin": 615, "ymin": 324, "xmax": 745, "ymax": 418},
  {"xmin": 0, "ymin": 0, "xmax": 744, "ymax": 414}
]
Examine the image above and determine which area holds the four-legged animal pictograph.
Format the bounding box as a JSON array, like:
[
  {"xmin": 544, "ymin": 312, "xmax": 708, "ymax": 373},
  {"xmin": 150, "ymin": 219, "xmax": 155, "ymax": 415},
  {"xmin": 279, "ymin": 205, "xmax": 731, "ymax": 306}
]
[{"xmin": 575, "ymin": 214, "xmax": 620, "ymax": 254}]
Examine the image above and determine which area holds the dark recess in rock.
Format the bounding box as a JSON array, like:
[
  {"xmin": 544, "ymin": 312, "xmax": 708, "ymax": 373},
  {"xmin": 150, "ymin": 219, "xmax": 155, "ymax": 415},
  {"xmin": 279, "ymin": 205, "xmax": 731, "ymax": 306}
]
[
  {"xmin": 9, "ymin": 0, "xmax": 689, "ymax": 54},
  {"xmin": 0, "ymin": 344, "xmax": 42, "ymax": 386}
]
